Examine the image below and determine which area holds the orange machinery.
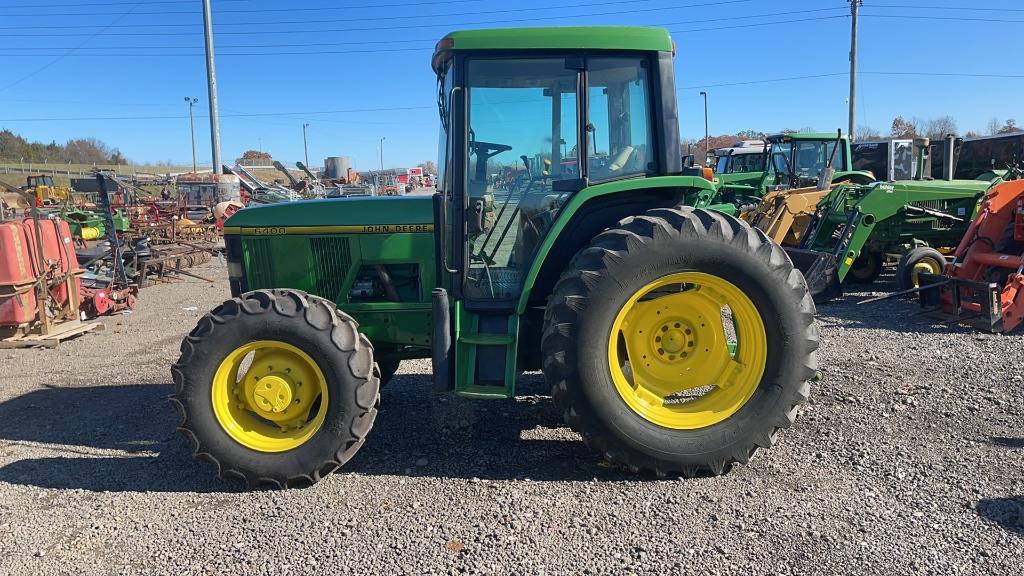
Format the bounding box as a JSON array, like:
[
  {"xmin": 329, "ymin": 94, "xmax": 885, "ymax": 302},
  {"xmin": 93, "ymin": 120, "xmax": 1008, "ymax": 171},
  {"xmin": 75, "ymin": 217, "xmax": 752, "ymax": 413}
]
[{"xmin": 920, "ymin": 179, "xmax": 1024, "ymax": 332}]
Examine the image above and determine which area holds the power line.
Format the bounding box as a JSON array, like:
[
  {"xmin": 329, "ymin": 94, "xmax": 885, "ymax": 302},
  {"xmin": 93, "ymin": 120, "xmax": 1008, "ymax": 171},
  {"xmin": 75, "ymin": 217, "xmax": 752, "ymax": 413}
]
[
  {"xmin": 0, "ymin": 0, "xmax": 491, "ymax": 15},
  {"xmin": 680, "ymin": 73, "xmax": 848, "ymax": 90},
  {"xmin": 6, "ymin": 65, "xmax": 1022, "ymax": 123},
  {"xmin": 0, "ymin": 1, "xmax": 147, "ymax": 94},
  {"xmin": 0, "ymin": 0, "xmax": 750, "ymax": 18},
  {"xmin": 3, "ymin": 0, "xmax": 483, "ymax": 7},
  {"xmin": 860, "ymin": 13, "xmax": 1024, "ymax": 23},
  {"xmin": 0, "ymin": 14, "xmax": 850, "ymax": 51},
  {"xmin": 0, "ymin": 7, "xmax": 847, "ymax": 48},
  {"xmin": 862, "ymin": 71, "xmax": 1024, "ymax": 79},
  {"xmin": 868, "ymin": 3, "xmax": 1024, "ymax": 12},
  {"xmin": 0, "ymin": 0, "xmax": 756, "ymax": 32}
]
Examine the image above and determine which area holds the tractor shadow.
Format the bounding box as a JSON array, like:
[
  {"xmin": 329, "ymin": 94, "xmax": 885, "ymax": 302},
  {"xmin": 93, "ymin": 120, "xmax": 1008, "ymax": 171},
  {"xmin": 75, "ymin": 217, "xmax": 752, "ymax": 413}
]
[
  {"xmin": 814, "ymin": 275, "xmax": 983, "ymax": 335},
  {"xmin": 0, "ymin": 373, "xmax": 624, "ymax": 492},
  {"xmin": 346, "ymin": 370, "xmax": 624, "ymax": 482},
  {"xmin": 976, "ymin": 496, "xmax": 1024, "ymax": 536},
  {"xmin": 990, "ymin": 436, "xmax": 1024, "ymax": 449},
  {"xmin": 0, "ymin": 383, "xmax": 239, "ymax": 493}
]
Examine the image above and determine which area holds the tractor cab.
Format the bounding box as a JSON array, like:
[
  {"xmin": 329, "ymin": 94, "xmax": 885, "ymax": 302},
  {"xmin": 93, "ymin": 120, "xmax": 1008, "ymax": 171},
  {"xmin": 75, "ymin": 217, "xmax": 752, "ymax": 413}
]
[
  {"xmin": 762, "ymin": 132, "xmax": 871, "ymax": 191},
  {"xmin": 23, "ymin": 174, "xmax": 69, "ymax": 205},
  {"xmin": 713, "ymin": 140, "xmax": 767, "ymax": 187},
  {"xmin": 432, "ymin": 28, "xmax": 686, "ymax": 395},
  {"xmin": 26, "ymin": 175, "xmax": 55, "ymax": 189}
]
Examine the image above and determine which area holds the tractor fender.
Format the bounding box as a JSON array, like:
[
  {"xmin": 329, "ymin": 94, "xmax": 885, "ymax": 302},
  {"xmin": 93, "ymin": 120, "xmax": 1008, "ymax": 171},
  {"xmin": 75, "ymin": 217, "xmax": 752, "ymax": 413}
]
[{"xmin": 515, "ymin": 176, "xmax": 715, "ymax": 315}]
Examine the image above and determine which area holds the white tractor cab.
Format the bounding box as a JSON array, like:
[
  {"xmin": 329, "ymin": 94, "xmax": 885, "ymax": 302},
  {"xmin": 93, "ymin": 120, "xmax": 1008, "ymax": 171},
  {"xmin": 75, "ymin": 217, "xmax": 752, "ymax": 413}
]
[
  {"xmin": 713, "ymin": 140, "xmax": 768, "ymax": 187},
  {"xmin": 715, "ymin": 140, "xmax": 766, "ymax": 171}
]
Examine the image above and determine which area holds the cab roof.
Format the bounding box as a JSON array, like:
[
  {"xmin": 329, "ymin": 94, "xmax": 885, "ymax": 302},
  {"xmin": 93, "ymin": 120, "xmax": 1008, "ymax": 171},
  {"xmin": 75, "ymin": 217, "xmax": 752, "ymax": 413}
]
[
  {"xmin": 432, "ymin": 26, "xmax": 673, "ymax": 73},
  {"xmin": 768, "ymin": 132, "xmax": 849, "ymax": 143}
]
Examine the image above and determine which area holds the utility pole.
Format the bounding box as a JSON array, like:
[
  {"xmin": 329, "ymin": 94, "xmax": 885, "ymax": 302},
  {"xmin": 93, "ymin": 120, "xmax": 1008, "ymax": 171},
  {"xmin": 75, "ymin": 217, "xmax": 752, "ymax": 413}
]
[
  {"xmin": 699, "ymin": 91, "xmax": 709, "ymax": 164},
  {"xmin": 303, "ymin": 123, "xmax": 310, "ymax": 169},
  {"xmin": 379, "ymin": 136, "xmax": 385, "ymax": 171},
  {"xmin": 848, "ymin": 0, "xmax": 860, "ymax": 141},
  {"xmin": 201, "ymin": 0, "xmax": 223, "ymax": 174},
  {"xmin": 185, "ymin": 97, "xmax": 198, "ymax": 173}
]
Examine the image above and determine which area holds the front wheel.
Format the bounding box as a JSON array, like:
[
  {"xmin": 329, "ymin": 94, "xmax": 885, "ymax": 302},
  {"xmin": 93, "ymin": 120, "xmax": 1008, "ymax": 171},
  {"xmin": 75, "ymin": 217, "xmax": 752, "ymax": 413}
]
[
  {"xmin": 896, "ymin": 247, "xmax": 946, "ymax": 291},
  {"xmin": 170, "ymin": 289, "xmax": 379, "ymax": 488},
  {"xmin": 542, "ymin": 208, "xmax": 818, "ymax": 476},
  {"xmin": 847, "ymin": 251, "xmax": 884, "ymax": 284}
]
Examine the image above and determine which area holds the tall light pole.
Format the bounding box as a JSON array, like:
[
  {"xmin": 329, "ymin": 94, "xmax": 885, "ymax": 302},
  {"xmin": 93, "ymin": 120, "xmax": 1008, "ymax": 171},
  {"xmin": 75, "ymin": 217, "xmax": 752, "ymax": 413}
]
[
  {"xmin": 848, "ymin": 0, "xmax": 861, "ymax": 141},
  {"xmin": 184, "ymin": 97, "xmax": 198, "ymax": 173},
  {"xmin": 201, "ymin": 0, "xmax": 223, "ymax": 174},
  {"xmin": 699, "ymin": 91, "xmax": 709, "ymax": 164},
  {"xmin": 302, "ymin": 123, "xmax": 310, "ymax": 168},
  {"xmin": 379, "ymin": 136, "xmax": 385, "ymax": 171}
]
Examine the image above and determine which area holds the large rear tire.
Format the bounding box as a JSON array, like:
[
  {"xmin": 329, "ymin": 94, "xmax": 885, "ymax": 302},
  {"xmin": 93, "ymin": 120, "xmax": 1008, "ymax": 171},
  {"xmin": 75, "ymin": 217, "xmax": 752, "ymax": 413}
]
[
  {"xmin": 170, "ymin": 289, "xmax": 379, "ymax": 488},
  {"xmin": 541, "ymin": 207, "xmax": 818, "ymax": 476}
]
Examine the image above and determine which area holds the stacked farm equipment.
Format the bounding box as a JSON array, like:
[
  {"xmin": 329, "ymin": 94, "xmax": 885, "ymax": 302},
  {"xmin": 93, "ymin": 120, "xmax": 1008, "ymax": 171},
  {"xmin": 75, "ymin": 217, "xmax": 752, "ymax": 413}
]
[
  {"xmin": 919, "ymin": 178, "xmax": 1024, "ymax": 332},
  {"xmin": 71, "ymin": 172, "xmax": 219, "ymax": 315},
  {"xmin": 0, "ymin": 193, "xmax": 101, "ymax": 347}
]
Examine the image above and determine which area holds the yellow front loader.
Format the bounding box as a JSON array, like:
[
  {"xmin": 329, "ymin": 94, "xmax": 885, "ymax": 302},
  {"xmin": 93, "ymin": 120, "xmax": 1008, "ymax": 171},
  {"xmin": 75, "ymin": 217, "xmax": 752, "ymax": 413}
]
[{"xmin": 742, "ymin": 185, "xmax": 833, "ymax": 247}]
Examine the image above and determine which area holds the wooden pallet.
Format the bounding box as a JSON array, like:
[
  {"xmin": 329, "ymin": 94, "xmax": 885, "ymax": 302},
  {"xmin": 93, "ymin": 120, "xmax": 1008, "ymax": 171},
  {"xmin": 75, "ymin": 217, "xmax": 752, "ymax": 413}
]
[{"xmin": 0, "ymin": 320, "xmax": 105, "ymax": 349}]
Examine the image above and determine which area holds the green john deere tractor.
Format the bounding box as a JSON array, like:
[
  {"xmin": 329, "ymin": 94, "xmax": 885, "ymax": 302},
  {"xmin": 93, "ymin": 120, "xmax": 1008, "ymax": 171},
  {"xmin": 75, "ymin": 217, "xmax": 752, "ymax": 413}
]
[
  {"xmin": 789, "ymin": 175, "xmax": 1004, "ymax": 301},
  {"xmin": 716, "ymin": 132, "xmax": 874, "ymax": 211},
  {"xmin": 171, "ymin": 26, "xmax": 818, "ymax": 487}
]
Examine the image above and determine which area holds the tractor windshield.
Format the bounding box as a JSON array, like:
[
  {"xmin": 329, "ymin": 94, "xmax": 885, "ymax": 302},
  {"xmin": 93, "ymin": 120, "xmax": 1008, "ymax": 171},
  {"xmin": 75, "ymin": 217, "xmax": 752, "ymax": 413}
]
[
  {"xmin": 460, "ymin": 57, "xmax": 581, "ymax": 300},
  {"xmin": 768, "ymin": 139, "xmax": 844, "ymax": 185},
  {"xmin": 460, "ymin": 55, "xmax": 653, "ymax": 300},
  {"xmin": 717, "ymin": 152, "xmax": 763, "ymax": 174}
]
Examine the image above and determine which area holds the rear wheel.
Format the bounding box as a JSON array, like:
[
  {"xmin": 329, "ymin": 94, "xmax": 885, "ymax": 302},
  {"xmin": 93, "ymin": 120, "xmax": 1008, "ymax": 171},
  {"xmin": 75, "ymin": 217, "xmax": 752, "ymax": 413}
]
[
  {"xmin": 896, "ymin": 247, "xmax": 946, "ymax": 291},
  {"xmin": 542, "ymin": 208, "xmax": 818, "ymax": 476},
  {"xmin": 170, "ymin": 289, "xmax": 379, "ymax": 488},
  {"xmin": 847, "ymin": 250, "xmax": 884, "ymax": 284}
]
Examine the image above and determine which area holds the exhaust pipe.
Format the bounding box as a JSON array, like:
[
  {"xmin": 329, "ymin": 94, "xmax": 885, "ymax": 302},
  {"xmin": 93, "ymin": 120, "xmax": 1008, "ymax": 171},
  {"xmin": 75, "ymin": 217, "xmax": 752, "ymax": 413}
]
[{"xmin": 943, "ymin": 134, "xmax": 956, "ymax": 180}]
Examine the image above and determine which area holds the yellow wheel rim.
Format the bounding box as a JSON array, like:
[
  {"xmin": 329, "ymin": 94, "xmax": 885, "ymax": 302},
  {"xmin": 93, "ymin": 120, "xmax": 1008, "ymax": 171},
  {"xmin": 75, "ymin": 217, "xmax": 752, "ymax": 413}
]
[
  {"xmin": 211, "ymin": 340, "xmax": 329, "ymax": 453},
  {"xmin": 910, "ymin": 258, "xmax": 943, "ymax": 288},
  {"xmin": 607, "ymin": 272, "xmax": 768, "ymax": 430}
]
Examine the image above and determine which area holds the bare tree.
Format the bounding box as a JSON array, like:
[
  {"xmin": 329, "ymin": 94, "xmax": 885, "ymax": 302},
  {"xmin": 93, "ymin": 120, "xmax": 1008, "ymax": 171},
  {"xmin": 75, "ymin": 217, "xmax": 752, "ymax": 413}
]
[
  {"xmin": 924, "ymin": 116, "xmax": 958, "ymax": 139},
  {"xmin": 986, "ymin": 118, "xmax": 1001, "ymax": 136},
  {"xmin": 855, "ymin": 125, "xmax": 882, "ymax": 140}
]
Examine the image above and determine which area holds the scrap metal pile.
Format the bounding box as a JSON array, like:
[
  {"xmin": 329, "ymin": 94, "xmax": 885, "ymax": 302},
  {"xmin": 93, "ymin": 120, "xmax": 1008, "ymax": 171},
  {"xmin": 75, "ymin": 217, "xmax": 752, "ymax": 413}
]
[{"xmin": 0, "ymin": 171, "xmax": 221, "ymax": 328}]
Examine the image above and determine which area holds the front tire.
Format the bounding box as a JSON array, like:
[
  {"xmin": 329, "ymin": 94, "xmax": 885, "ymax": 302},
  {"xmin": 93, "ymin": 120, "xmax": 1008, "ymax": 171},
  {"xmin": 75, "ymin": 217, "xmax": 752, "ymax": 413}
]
[
  {"xmin": 847, "ymin": 250, "xmax": 884, "ymax": 284},
  {"xmin": 170, "ymin": 289, "xmax": 379, "ymax": 488},
  {"xmin": 541, "ymin": 208, "xmax": 818, "ymax": 476},
  {"xmin": 896, "ymin": 247, "xmax": 946, "ymax": 291}
]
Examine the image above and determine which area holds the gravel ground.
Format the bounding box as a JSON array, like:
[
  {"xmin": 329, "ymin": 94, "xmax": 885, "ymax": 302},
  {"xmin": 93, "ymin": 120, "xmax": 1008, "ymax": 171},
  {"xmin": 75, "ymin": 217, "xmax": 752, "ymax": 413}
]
[{"xmin": 0, "ymin": 261, "xmax": 1021, "ymax": 575}]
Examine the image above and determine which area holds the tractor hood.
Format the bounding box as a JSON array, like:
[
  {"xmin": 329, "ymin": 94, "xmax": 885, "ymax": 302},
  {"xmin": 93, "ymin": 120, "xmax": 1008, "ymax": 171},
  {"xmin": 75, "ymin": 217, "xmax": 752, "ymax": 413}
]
[{"xmin": 223, "ymin": 195, "xmax": 435, "ymax": 234}]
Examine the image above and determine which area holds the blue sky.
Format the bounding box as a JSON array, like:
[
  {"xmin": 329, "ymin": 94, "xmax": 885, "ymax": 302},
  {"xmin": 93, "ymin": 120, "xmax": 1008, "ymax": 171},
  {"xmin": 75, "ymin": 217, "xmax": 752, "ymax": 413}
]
[{"xmin": 0, "ymin": 0, "xmax": 1021, "ymax": 170}]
